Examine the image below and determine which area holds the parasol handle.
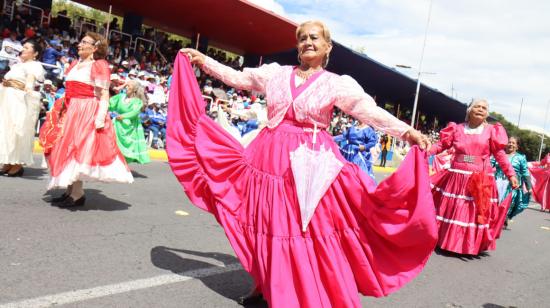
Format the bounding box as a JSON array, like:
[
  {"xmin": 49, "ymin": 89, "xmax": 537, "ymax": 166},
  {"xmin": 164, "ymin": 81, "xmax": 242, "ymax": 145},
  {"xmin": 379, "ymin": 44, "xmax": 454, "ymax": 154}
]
[{"xmin": 312, "ymin": 123, "xmax": 318, "ymax": 145}]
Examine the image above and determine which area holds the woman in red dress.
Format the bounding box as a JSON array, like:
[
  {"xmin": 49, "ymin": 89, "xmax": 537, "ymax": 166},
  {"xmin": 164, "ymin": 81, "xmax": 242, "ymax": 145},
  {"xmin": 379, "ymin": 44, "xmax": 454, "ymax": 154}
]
[
  {"xmin": 42, "ymin": 32, "xmax": 133, "ymax": 207},
  {"xmin": 430, "ymin": 99, "xmax": 519, "ymax": 255}
]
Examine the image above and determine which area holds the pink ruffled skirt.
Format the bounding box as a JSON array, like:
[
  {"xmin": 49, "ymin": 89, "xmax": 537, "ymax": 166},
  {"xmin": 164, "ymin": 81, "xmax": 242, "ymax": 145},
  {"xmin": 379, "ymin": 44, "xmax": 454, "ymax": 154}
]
[{"xmin": 167, "ymin": 55, "xmax": 438, "ymax": 307}]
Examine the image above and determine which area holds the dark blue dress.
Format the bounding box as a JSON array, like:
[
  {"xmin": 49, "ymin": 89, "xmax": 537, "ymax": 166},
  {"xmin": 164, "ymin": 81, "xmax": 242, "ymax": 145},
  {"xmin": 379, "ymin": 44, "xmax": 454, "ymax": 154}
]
[{"xmin": 334, "ymin": 125, "xmax": 378, "ymax": 180}]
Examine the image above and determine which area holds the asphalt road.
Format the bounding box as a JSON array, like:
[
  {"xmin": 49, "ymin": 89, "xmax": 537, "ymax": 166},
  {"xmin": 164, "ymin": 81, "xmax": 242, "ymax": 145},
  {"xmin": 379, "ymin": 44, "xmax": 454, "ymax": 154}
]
[{"xmin": 1, "ymin": 157, "xmax": 549, "ymax": 308}]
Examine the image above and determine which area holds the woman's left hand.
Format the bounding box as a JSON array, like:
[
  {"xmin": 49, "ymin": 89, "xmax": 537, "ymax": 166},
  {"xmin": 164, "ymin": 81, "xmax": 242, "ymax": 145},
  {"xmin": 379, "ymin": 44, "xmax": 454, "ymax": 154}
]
[
  {"xmin": 510, "ymin": 176, "xmax": 519, "ymax": 189},
  {"xmin": 404, "ymin": 129, "xmax": 431, "ymax": 151},
  {"xmin": 116, "ymin": 115, "xmax": 123, "ymax": 121}
]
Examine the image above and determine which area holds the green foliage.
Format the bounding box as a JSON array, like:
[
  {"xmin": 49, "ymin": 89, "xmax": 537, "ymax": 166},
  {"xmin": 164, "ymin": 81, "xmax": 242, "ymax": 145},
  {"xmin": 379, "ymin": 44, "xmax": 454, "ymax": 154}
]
[
  {"xmin": 490, "ymin": 111, "xmax": 549, "ymax": 161},
  {"xmin": 51, "ymin": 0, "xmax": 116, "ymax": 25}
]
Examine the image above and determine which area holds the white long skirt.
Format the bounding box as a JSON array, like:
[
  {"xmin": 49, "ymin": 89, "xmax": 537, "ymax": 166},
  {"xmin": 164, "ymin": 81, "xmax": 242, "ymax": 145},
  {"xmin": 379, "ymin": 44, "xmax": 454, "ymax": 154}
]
[{"xmin": 0, "ymin": 86, "xmax": 41, "ymax": 165}]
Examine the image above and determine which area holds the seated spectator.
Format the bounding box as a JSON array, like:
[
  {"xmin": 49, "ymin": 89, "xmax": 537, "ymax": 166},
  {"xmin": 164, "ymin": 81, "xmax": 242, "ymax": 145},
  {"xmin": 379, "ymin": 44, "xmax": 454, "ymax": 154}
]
[
  {"xmin": 0, "ymin": 31, "xmax": 22, "ymax": 72},
  {"xmin": 42, "ymin": 39, "xmax": 64, "ymax": 79},
  {"xmin": 147, "ymin": 103, "xmax": 166, "ymax": 149},
  {"xmin": 127, "ymin": 69, "xmax": 138, "ymax": 80},
  {"xmin": 109, "ymin": 74, "xmax": 125, "ymax": 96},
  {"xmin": 41, "ymin": 79, "xmax": 56, "ymax": 110}
]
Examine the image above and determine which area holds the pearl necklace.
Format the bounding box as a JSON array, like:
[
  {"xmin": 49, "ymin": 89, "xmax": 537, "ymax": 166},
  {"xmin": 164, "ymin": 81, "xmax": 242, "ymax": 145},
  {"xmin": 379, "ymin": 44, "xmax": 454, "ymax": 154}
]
[{"xmin": 295, "ymin": 67, "xmax": 322, "ymax": 81}]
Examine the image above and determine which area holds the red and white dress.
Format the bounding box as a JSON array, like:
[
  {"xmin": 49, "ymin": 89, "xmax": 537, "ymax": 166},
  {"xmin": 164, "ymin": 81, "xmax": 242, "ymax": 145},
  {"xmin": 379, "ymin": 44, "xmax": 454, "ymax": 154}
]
[
  {"xmin": 45, "ymin": 60, "xmax": 133, "ymax": 189},
  {"xmin": 430, "ymin": 122, "xmax": 514, "ymax": 255}
]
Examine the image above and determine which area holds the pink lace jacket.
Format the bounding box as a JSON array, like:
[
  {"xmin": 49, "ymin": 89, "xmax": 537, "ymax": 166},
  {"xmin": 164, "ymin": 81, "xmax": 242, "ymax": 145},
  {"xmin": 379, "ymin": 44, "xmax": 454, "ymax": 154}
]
[{"xmin": 202, "ymin": 57, "xmax": 411, "ymax": 138}]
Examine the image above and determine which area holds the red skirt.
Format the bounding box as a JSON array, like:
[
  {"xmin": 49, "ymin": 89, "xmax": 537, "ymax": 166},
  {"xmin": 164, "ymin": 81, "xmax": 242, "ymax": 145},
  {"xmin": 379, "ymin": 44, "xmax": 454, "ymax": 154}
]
[{"xmin": 45, "ymin": 96, "xmax": 133, "ymax": 189}]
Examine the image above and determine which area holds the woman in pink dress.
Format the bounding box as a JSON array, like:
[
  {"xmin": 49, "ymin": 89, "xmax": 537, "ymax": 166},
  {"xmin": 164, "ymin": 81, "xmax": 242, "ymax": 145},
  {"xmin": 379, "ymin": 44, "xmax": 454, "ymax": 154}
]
[
  {"xmin": 430, "ymin": 99, "xmax": 519, "ymax": 255},
  {"xmin": 43, "ymin": 32, "xmax": 133, "ymax": 207},
  {"xmin": 171, "ymin": 21, "xmax": 437, "ymax": 307},
  {"xmin": 529, "ymin": 153, "xmax": 550, "ymax": 211}
]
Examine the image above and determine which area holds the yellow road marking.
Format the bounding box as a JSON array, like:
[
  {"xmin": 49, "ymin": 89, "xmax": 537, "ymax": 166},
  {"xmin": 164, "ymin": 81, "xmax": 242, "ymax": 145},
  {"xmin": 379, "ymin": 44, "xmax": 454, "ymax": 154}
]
[{"xmin": 175, "ymin": 210, "xmax": 189, "ymax": 216}]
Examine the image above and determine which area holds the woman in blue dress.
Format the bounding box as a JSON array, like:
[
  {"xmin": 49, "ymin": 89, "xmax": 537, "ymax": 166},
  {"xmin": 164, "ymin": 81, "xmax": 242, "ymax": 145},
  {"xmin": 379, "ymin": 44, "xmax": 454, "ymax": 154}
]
[
  {"xmin": 334, "ymin": 122, "xmax": 378, "ymax": 180},
  {"xmin": 492, "ymin": 136, "xmax": 532, "ymax": 227}
]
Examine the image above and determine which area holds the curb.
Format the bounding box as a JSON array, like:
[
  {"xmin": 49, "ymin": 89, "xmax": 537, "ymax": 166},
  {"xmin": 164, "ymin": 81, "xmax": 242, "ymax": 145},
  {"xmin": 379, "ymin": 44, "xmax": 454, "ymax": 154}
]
[
  {"xmin": 33, "ymin": 140, "xmax": 396, "ymax": 170},
  {"xmin": 372, "ymin": 166, "xmax": 396, "ymax": 173},
  {"xmin": 33, "ymin": 140, "xmax": 168, "ymax": 161}
]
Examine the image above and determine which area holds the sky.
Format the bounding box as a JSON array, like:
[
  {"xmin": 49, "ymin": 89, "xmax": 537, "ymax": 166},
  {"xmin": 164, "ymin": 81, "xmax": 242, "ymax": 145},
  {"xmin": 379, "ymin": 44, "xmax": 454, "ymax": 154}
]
[{"xmin": 248, "ymin": 0, "xmax": 550, "ymax": 133}]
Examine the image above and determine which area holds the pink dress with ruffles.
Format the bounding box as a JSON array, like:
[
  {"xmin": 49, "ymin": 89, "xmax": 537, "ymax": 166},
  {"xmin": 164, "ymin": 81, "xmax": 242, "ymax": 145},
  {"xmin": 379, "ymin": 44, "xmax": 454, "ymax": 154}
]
[
  {"xmin": 529, "ymin": 154, "xmax": 550, "ymax": 211},
  {"xmin": 167, "ymin": 55, "xmax": 437, "ymax": 307},
  {"xmin": 430, "ymin": 122, "xmax": 514, "ymax": 255}
]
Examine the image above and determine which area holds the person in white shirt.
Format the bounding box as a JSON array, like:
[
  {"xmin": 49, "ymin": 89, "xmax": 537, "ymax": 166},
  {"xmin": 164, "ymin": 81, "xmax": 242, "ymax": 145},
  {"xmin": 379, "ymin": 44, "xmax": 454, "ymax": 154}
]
[{"xmin": 0, "ymin": 32, "xmax": 23, "ymax": 70}]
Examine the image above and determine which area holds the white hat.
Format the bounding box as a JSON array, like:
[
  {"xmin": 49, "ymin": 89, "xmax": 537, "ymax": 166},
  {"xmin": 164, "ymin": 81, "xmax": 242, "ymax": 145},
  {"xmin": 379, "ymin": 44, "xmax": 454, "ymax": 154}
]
[
  {"xmin": 137, "ymin": 71, "xmax": 145, "ymax": 77},
  {"xmin": 43, "ymin": 79, "xmax": 53, "ymax": 86},
  {"xmin": 121, "ymin": 60, "xmax": 129, "ymax": 65},
  {"xmin": 128, "ymin": 69, "xmax": 137, "ymax": 76},
  {"xmin": 110, "ymin": 74, "xmax": 120, "ymax": 81}
]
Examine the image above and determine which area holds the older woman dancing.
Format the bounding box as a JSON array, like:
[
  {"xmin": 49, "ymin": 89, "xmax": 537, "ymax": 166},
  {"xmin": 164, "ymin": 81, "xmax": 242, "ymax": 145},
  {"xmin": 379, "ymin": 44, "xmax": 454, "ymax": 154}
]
[
  {"xmin": 171, "ymin": 21, "xmax": 437, "ymax": 307},
  {"xmin": 42, "ymin": 32, "xmax": 133, "ymax": 207},
  {"xmin": 430, "ymin": 99, "xmax": 519, "ymax": 255}
]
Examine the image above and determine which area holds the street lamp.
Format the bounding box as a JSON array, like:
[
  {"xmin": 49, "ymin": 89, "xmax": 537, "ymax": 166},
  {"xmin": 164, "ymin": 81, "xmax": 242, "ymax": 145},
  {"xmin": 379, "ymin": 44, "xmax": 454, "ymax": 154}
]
[
  {"xmin": 394, "ymin": 65, "xmax": 436, "ymax": 127},
  {"xmin": 410, "ymin": 0, "xmax": 434, "ymax": 129}
]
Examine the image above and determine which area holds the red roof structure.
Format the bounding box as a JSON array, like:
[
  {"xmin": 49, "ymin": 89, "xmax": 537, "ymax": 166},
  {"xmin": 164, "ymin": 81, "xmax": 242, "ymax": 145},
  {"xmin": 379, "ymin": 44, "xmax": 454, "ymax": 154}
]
[{"xmin": 76, "ymin": 0, "xmax": 298, "ymax": 55}]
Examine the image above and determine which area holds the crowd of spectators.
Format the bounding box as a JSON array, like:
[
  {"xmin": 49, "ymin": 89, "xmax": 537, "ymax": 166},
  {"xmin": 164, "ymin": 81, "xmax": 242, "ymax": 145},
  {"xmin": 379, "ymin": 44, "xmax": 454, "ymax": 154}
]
[
  {"xmin": 0, "ymin": 4, "xmax": 439, "ymax": 156},
  {"xmin": 0, "ymin": 5, "xmax": 261, "ymax": 149}
]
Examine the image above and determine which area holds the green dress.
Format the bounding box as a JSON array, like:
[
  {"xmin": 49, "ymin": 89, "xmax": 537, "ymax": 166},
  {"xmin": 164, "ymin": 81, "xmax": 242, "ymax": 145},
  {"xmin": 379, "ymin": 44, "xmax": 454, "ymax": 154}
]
[
  {"xmin": 109, "ymin": 94, "xmax": 151, "ymax": 164},
  {"xmin": 492, "ymin": 152, "xmax": 531, "ymax": 219}
]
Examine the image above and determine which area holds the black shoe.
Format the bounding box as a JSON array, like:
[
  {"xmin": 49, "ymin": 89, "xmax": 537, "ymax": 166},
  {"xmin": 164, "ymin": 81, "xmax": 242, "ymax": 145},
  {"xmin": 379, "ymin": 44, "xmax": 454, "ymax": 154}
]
[
  {"xmin": 6, "ymin": 167, "xmax": 24, "ymax": 177},
  {"xmin": 51, "ymin": 193, "xmax": 70, "ymax": 203},
  {"xmin": 237, "ymin": 293, "xmax": 263, "ymax": 306},
  {"xmin": 58, "ymin": 196, "xmax": 86, "ymax": 208}
]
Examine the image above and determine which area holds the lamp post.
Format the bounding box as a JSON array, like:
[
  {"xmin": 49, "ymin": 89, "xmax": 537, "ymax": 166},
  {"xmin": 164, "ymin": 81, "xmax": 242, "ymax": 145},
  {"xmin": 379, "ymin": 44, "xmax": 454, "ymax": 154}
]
[
  {"xmin": 395, "ymin": 65, "xmax": 436, "ymax": 128},
  {"xmin": 410, "ymin": 0, "xmax": 434, "ymax": 129}
]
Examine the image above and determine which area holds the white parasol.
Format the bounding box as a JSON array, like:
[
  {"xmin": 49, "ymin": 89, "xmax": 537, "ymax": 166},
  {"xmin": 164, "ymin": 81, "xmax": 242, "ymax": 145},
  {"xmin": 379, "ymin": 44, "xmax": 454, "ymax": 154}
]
[{"xmin": 290, "ymin": 124, "xmax": 344, "ymax": 232}]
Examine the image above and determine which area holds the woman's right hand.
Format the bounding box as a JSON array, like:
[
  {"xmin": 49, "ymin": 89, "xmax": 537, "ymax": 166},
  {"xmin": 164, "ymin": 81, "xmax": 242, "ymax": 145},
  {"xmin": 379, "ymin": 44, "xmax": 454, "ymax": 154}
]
[{"xmin": 179, "ymin": 48, "xmax": 206, "ymax": 66}]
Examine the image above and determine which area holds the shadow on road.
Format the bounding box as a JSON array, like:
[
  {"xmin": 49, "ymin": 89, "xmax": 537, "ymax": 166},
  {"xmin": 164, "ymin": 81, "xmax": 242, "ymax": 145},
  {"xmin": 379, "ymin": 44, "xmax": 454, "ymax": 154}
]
[
  {"xmin": 43, "ymin": 189, "xmax": 132, "ymax": 211},
  {"xmin": 17, "ymin": 167, "xmax": 47, "ymax": 180},
  {"xmin": 434, "ymin": 247, "xmax": 491, "ymax": 262},
  {"xmin": 150, "ymin": 246, "xmax": 267, "ymax": 307},
  {"xmin": 482, "ymin": 304, "xmax": 517, "ymax": 308},
  {"xmin": 131, "ymin": 170, "xmax": 148, "ymax": 178}
]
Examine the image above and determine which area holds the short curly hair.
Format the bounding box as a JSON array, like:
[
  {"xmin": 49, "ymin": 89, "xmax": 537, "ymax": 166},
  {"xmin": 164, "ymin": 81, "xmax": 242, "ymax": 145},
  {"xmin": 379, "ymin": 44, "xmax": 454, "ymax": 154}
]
[{"xmin": 85, "ymin": 31, "xmax": 109, "ymax": 60}]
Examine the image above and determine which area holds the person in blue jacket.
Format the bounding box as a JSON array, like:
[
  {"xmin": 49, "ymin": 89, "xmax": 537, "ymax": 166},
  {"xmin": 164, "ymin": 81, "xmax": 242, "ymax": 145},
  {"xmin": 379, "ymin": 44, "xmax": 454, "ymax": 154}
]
[
  {"xmin": 147, "ymin": 103, "xmax": 166, "ymax": 149},
  {"xmin": 334, "ymin": 122, "xmax": 378, "ymax": 181}
]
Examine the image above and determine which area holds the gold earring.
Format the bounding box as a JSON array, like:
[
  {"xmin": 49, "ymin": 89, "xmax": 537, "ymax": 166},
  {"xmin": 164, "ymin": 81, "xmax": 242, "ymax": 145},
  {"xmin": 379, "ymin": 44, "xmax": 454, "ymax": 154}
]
[{"xmin": 323, "ymin": 53, "xmax": 330, "ymax": 68}]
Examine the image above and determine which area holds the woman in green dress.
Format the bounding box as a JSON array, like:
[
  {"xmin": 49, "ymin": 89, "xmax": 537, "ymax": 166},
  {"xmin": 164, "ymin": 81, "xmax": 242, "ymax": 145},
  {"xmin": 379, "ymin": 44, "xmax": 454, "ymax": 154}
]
[
  {"xmin": 493, "ymin": 136, "xmax": 532, "ymax": 227},
  {"xmin": 109, "ymin": 80, "xmax": 151, "ymax": 164}
]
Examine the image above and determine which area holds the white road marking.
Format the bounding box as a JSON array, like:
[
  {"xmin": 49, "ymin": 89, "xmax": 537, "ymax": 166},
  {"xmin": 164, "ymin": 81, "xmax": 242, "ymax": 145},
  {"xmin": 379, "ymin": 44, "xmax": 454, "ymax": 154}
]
[{"xmin": 0, "ymin": 263, "xmax": 242, "ymax": 308}]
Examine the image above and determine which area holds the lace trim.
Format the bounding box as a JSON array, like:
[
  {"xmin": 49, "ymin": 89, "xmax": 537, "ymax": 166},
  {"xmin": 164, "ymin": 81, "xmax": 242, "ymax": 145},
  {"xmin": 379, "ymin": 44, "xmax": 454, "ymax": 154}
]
[{"xmin": 436, "ymin": 215, "xmax": 489, "ymax": 228}]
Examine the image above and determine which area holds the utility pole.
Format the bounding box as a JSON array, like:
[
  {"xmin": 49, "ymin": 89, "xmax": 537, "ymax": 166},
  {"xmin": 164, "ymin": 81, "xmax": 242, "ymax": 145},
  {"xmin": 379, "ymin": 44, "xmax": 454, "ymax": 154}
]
[
  {"xmin": 517, "ymin": 98, "xmax": 523, "ymax": 127},
  {"xmin": 411, "ymin": 0, "xmax": 434, "ymax": 128}
]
